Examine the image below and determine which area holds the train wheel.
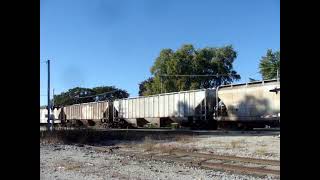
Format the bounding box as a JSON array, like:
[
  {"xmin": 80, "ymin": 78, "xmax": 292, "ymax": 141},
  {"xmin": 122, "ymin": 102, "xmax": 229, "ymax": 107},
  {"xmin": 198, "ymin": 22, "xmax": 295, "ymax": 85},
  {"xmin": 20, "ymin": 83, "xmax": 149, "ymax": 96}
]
[
  {"xmin": 208, "ymin": 120, "xmax": 218, "ymax": 130},
  {"xmin": 243, "ymin": 125, "xmax": 253, "ymax": 131},
  {"xmin": 74, "ymin": 120, "xmax": 84, "ymax": 128}
]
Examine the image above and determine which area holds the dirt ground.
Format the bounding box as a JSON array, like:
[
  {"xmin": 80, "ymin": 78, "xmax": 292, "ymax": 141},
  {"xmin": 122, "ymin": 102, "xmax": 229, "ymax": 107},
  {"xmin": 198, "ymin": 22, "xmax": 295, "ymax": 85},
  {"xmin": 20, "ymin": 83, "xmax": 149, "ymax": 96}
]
[
  {"xmin": 40, "ymin": 131, "xmax": 280, "ymax": 180},
  {"xmin": 139, "ymin": 134, "xmax": 280, "ymax": 160}
]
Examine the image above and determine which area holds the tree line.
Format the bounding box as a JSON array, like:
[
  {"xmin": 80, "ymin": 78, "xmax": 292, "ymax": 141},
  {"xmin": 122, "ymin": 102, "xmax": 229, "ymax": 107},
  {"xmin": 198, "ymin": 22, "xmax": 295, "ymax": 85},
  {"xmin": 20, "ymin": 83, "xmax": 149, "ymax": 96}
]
[
  {"xmin": 138, "ymin": 44, "xmax": 279, "ymax": 96},
  {"xmin": 52, "ymin": 86, "xmax": 129, "ymax": 107},
  {"xmin": 139, "ymin": 44, "xmax": 241, "ymax": 96},
  {"xmin": 46, "ymin": 44, "xmax": 279, "ymax": 107}
]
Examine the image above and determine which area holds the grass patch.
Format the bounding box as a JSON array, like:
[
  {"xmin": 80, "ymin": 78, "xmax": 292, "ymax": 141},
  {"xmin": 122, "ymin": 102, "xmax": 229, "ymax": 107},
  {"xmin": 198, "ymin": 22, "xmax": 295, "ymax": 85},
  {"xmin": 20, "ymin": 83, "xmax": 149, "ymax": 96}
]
[
  {"xmin": 256, "ymin": 148, "xmax": 268, "ymax": 156},
  {"xmin": 170, "ymin": 123, "xmax": 180, "ymax": 129},
  {"xmin": 56, "ymin": 161, "xmax": 82, "ymax": 171},
  {"xmin": 144, "ymin": 123, "xmax": 158, "ymax": 128},
  {"xmin": 174, "ymin": 135, "xmax": 194, "ymax": 144},
  {"xmin": 140, "ymin": 136, "xmax": 156, "ymax": 152},
  {"xmin": 157, "ymin": 144, "xmax": 178, "ymax": 154},
  {"xmin": 229, "ymin": 139, "xmax": 245, "ymax": 149},
  {"xmin": 65, "ymin": 164, "xmax": 82, "ymax": 171}
]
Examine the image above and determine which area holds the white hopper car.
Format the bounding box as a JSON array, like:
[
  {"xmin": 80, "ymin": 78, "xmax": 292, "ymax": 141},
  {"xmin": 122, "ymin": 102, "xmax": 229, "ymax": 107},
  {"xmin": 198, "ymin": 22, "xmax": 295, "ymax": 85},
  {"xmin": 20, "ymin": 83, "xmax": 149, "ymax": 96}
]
[
  {"xmin": 113, "ymin": 88, "xmax": 216, "ymax": 128},
  {"xmin": 40, "ymin": 108, "xmax": 61, "ymax": 124},
  {"xmin": 40, "ymin": 79, "xmax": 280, "ymax": 130}
]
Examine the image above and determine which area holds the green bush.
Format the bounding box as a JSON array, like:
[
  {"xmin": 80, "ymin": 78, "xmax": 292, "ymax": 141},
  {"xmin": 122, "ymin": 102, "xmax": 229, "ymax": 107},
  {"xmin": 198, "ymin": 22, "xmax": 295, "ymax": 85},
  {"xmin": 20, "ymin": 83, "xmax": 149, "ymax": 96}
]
[
  {"xmin": 145, "ymin": 123, "xmax": 158, "ymax": 128},
  {"xmin": 171, "ymin": 123, "xmax": 179, "ymax": 129}
]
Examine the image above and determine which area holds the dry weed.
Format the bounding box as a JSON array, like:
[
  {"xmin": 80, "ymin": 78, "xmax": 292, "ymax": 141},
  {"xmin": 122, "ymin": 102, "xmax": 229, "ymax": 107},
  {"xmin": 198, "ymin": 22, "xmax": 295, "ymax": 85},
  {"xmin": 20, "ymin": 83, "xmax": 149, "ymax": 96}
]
[
  {"xmin": 174, "ymin": 135, "xmax": 194, "ymax": 144},
  {"xmin": 40, "ymin": 133, "xmax": 60, "ymax": 144},
  {"xmin": 229, "ymin": 139, "xmax": 245, "ymax": 149},
  {"xmin": 157, "ymin": 144, "xmax": 178, "ymax": 154},
  {"xmin": 256, "ymin": 148, "xmax": 268, "ymax": 156},
  {"xmin": 140, "ymin": 136, "xmax": 155, "ymax": 152},
  {"xmin": 56, "ymin": 161, "xmax": 82, "ymax": 171}
]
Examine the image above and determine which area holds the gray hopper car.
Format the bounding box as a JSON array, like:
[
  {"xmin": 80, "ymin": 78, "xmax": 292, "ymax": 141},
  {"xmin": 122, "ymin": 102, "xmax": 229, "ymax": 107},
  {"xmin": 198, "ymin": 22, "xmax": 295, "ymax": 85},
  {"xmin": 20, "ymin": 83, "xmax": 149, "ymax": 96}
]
[
  {"xmin": 113, "ymin": 89, "xmax": 216, "ymax": 128},
  {"xmin": 216, "ymin": 79, "xmax": 280, "ymax": 129},
  {"xmin": 40, "ymin": 108, "xmax": 61, "ymax": 124},
  {"xmin": 61, "ymin": 101, "xmax": 112, "ymax": 127},
  {"xmin": 40, "ymin": 79, "xmax": 280, "ymax": 130}
]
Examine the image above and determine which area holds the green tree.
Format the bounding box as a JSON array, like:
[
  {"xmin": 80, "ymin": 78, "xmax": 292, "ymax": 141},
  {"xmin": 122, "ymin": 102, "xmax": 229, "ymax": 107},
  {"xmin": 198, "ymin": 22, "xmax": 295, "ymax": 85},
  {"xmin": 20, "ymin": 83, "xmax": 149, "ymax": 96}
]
[
  {"xmin": 53, "ymin": 86, "xmax": 129, "ymax": 106},
  {"xmin": 138, "ymin": 77, "xmax": 154, "ymax": 96},
  {"xmin": 92, "ymin": 86, "xmax": 129, "ymax": 101},
  {"xmin": 259, "ymin": 49, "xmax": 280, "ymax": 80},
  {"xmin": 139, "ymin": 44, "xmax": 241, "ymax": 95}
]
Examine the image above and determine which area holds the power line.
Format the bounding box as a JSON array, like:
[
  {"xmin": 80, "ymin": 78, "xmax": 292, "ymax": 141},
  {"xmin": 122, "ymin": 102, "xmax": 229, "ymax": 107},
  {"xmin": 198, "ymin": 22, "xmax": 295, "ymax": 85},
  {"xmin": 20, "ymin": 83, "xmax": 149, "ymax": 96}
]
[
  {"xmin": 248, "ymin": 71, "xmax": 260, "ymax": 76},
  {"xmin": 159, "ymin": 74, "xmax": 234, "ymax": 77},
  {"xmin": 74, "ymin": 89, "xmax": 120, "ymax": 99},
  {"xmin": 247, "ymin": 71, "xmax": 261, "ymax": 81},
  {"xmin": 40, "ymin": 59, "xmax": 54, "ymax": 63},
  {"xmin": 47, "ymin": 59, "xmax": 52, "ymax": 131},
  {"xmin": 158, "ymin": 73, "xmax": 239, "ymax": 93}
]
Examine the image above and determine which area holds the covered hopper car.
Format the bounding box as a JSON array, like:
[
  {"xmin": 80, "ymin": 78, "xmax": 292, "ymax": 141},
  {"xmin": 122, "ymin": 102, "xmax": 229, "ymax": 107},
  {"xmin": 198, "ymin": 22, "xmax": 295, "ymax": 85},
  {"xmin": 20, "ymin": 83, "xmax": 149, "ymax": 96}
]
[
  {"xmin": 40, "ymin": 108, "xmax": 61, "ymax": 125},
  {"xmin": 40, "ymin": 79, "xmax": 280, "ymax": 130},
  {"xmin": 215, "ymin": 79, "xmax": 280, "ymax": 129},
  {"xmin": 113, "ymin": 88, "xmax": 216, "ymax": 128}
]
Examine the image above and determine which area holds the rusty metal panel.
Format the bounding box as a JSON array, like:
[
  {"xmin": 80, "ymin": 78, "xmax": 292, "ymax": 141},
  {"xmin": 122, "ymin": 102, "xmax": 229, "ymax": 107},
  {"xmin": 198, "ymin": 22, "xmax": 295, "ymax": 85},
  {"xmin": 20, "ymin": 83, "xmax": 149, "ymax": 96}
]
[{"xmin": 64, "ymin": 101, "xmax": 108, "ymax": 120}]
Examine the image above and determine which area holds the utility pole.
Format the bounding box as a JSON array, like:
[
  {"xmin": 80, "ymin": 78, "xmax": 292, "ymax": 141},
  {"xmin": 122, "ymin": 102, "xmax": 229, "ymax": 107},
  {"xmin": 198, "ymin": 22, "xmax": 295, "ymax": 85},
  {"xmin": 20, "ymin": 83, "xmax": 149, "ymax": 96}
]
[
  {"xmin": 52, "ymin": 88, "xmax": 55, "ymax": 107},
  {"xmin": 277, "ymin": 68, "xmax": 279, "ymax": 82},
  {"xmin": 52, "ymin": 88, "xmax": 55, "ymax": 127},
  {"xmin": 47, "ymin": 60, "xmax": 51, "ymax": 131}
]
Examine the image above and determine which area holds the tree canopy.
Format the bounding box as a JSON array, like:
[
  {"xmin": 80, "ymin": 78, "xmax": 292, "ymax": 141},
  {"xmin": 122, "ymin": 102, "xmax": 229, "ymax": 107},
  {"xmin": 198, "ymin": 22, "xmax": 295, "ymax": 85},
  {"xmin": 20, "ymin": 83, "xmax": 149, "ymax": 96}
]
[
  {"xmin": 139, "ymin": 44, "xmax": 241, "ymax": 96},
  {"xmin": 259, "ymin": 49, "xmax": 280, "ymax": 80},
  {"xmin": 53, "ymin": 86, "xmax": 129, "ymax": 106},
  {"xmin": 138, "ymin": 77, "xmax": 154, "ymax": 96}
]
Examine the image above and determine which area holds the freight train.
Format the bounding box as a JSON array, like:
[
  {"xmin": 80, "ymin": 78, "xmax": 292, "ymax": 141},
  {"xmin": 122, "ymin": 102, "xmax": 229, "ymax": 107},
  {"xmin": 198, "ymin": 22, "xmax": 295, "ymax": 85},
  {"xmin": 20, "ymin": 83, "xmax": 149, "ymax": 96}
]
[{"xmin": 40, "ymin": 79, "xmax": 280, "ymax": 130}]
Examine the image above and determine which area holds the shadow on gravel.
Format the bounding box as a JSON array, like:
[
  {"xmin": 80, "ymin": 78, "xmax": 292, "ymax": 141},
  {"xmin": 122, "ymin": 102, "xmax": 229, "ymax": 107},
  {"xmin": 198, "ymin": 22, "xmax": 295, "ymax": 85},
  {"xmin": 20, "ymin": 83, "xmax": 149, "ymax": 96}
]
[{"xmin": 40, "ymin": 128, "xmax": 279, "ymax": 146}]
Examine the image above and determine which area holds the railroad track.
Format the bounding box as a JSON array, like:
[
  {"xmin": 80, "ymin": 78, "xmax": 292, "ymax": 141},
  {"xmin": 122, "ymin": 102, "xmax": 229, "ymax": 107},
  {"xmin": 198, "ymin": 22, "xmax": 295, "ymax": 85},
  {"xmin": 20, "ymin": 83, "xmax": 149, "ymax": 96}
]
[
  {"xmin": 89, "ymin": 146, "xmax": 280, "ymax": 177},
  {"xmin": 41, "ymin": 127, "xmax": 280, "ymax": 134}
]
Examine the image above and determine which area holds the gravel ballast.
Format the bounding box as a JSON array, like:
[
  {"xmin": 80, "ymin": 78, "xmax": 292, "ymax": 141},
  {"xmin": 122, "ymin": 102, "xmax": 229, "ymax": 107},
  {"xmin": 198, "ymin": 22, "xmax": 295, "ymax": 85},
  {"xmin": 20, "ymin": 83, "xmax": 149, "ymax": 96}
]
[{"xmin": 40, "ymin": 144, "xmax": 279, "ymax": 180}]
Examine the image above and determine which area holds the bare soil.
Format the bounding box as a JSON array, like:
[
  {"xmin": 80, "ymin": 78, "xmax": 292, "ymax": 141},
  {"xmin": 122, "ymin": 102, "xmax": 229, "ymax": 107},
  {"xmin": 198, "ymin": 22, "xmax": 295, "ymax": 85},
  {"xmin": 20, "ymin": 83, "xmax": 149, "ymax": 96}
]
[{"xmin": 40, "ymin": 130, "xmax": 280, "ymax": 180}]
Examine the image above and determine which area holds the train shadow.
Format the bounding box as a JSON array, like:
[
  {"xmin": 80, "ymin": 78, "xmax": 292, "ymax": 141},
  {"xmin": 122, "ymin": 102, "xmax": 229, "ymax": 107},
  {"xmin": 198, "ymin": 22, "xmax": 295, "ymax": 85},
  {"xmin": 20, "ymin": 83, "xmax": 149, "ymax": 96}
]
[
  {"xmin": 218, "ymin": 94, "xmax": 280, "ymax": 129},
  {"xmin": 226, "ymin": 95, "xmax": 271, "ymax": 118},
  {"xmin": 40, "ymin": 128, "xmax": 279, "ymax": 147}
]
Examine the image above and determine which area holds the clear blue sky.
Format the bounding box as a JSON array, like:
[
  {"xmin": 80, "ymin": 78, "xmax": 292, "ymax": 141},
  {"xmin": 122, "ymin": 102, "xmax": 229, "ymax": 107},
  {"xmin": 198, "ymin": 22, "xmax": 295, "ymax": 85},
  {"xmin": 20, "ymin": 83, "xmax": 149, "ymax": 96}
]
[{"xmin": 40, "ymin": 0, "xmax": 279, "ymax": 105}]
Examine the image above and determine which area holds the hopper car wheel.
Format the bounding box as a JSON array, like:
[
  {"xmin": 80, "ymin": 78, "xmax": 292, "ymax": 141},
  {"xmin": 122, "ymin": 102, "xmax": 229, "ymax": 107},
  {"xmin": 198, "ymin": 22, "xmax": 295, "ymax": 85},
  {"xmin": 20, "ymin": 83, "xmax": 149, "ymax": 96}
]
[
  {"xmin": 218, "ymin": 122, "xmax": 239, "ymax": 130},
  {"xmin": 104, "ymin": 123, "xmax": 112, "ymax": 128},
  {"xmin": 236, "ymin": 123, "xmax": 254, "ymax": 131},
  {"xmin": 242, "ymin": 124, "xmax": 253, "ymax": 131},
  {"xmin": 73, "ymin": 120, "xmax": 84, "ymax": 128},
  {"xmin": 65, "ymin": 121, "xmax": 73, "ymax": 128}
]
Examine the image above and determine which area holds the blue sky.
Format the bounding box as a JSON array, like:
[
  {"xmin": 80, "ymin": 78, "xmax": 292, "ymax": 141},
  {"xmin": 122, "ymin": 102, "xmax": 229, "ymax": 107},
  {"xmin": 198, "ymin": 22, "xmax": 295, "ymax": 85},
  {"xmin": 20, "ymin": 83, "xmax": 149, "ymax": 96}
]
[{"xmin": 40, "ymin": 0, "xmax": 279, "ymax": 105}]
